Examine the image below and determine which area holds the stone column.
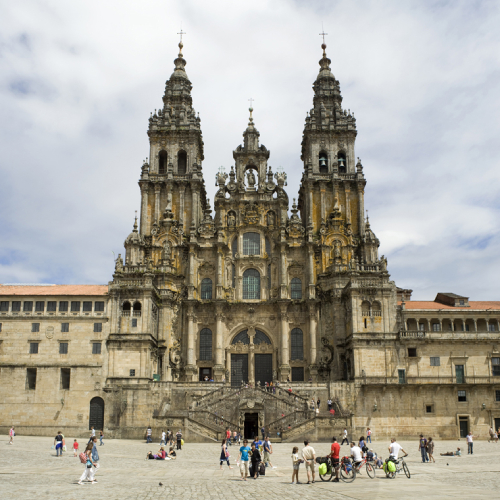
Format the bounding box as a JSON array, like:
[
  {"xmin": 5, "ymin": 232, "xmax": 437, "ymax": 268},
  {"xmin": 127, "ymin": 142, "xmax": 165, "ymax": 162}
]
[
  {"xmin": 357, "ymin": 184, "xmax": 365, "ymax": 235},
  {"xmin": 179, "ymin": 183, "xmax": 186, "ymax": 231},
  {"xmin": 225, "ymin": 349, "xmax": 231, "ymax": 384},
  {"xmin": 154, "ymin": 184, "xmax": 161, "ymax": 223},
  {"xmin": 188, "ymin": 248, "xmax": 195, "ymax": 300},
  {"xmin": 309, "ymin": 303, "xmax": 317, "ymax": 366},
  {"xmin": 216, "ymin": 248, "xmax": 223, "ymax": 299},
  {"xmin": 249, "ymin": 344, "xmax": 255, "ymax": 386},
  {"xmin": 308, "ymin": 245, "xmax": 315, "ymax": 299},
  {"xmin": 279, "ymin": 304, "xmax": 290, "ymax": 380},
  {"xmin": 214, "ymin": 307, "xmax": 224, "ymax": 381},
  {"xmin": 320, "ymin": 188, "xmax": 325, "ymax": 221},
  {"xmin": 192, "ymin": 188, "xmax": 198, "ymax": 228},
  {"xmin": 186, "ymin": 306, "xmax": 197, "ymax": 381},
  {"xmin": 140, "ymin": 183, "xmax": 149, "ymax": 234},
  {"xmin": 345, "ymin": 186, "xmax": 351, "ymax": 224},
  {"xmin": 280, "ymin": 247, "xmax": 287, "ymax": 298}
]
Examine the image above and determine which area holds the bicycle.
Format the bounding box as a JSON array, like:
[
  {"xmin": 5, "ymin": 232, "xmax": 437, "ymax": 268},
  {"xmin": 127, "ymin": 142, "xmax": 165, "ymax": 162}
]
[
  {"xmin": 385, "ymin": 454, "xmax": 411, "ymax": 479},
  {"xmin": 354, "ymin": 456, "xmax": 376, "ymax": 479},
  {"xmin": 339, "ymin": 456, "xmax": 356, "ymax": 483},
  {"xmin": 318, "ymin": 456, "xmax": 334, "ymax": 482}
]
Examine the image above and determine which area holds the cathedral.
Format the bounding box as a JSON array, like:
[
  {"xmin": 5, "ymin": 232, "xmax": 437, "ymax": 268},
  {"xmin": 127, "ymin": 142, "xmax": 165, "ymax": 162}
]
[{"xmin": 1, "ymin": 41, "xmax": 499, "ymax": 442}]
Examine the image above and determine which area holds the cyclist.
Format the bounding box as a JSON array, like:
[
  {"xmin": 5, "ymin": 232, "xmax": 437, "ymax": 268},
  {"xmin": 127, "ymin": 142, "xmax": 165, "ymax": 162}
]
[
  {"xmin": 329, "ymin": 436, "xmax": 341, "ymax": 482},
  {"xmin": 350, "ymin": 441, "xmax": 363, "ymax": 471},
  {"xmin": 388, "ymin": 438, "xmax": 407, "ymax": 463}
]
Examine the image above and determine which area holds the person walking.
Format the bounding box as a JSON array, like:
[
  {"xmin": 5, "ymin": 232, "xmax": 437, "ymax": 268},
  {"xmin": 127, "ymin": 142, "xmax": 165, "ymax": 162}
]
[
  {"xmin": 160, "ymin": 430, "xmax": 166, "ymax": 446},
  {"xmin": 219, "ymin": 439, "xmax": 233, "ymax": 470},
  {"xmin": 146, "ymin": 426, "xmax": 152, "ymax": 444},
  {"xmin": 54, "ymin": 431, "xmax": 64, "ymax": 457},
  {"xmin": 489, "ymin": 426, "xmax": 495, "ymax": 442},
  {"xmin": 9, "ymin": 426, "xmax": 15, "ymax": 445},
  {"xmin": 250, "ymin": 442, "xmax": 261, "ymax": 479},
  {"xmin": 99, "ymin": 430, "xmax": 104, "ymax": 446},
  {"xmin": 367, "ymin": 427, "xmax": 372, "ymax": 443},
  {"xmin": 238, "ymin": 439, "xmax": 251, "ymax": 481},
  {"xmin": 176, "ymin": 429, "xmax": 182, "ymax": 450},
  {"xmin": 301, "ymin": 439, "xmax": 316, "ymax": 484},
  {"xmin": 90, "ymin": 426, "xmax": 96, "ymax": 440},
  {"xmin": 467, "ymin": 432, "xmax": 474, "ymax": 454},
  {"xmin": 226, "ymin": 428, "xmax": 231, "ymax": 446},
  {"xmin": 418, "ymin": 434, "xmax": 429, "ymax": 463},
  {"xmin": 263, "ymin": 435, "xmax": 275, "ymax": 468},
  {"xmin": 73, "ymin": 439, "xmax": 79, "ymax": 457},
  {"xmin": 91, "ymin": 436, "xmax": 100, "ymax": 478},
  {"xmin": 427, "ymin": 437, "xmax": 435, "ymax": 463},
  {"xmin": 78, "ymin": 442, "xmax": 97, "ymax": 485},
  {"xmin": 261, "ymin": 426, "xmax": 266, "ymax": 440},
  {"xmin": 341, "ymin": 428, "xmax": 349, "ymax": 445}
]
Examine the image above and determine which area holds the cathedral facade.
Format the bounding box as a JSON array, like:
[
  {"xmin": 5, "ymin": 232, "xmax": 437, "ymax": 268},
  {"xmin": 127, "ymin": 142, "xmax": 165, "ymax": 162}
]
[{"xmin": 1, "ymin": 42, "xmax": 500, "ymax": 441}]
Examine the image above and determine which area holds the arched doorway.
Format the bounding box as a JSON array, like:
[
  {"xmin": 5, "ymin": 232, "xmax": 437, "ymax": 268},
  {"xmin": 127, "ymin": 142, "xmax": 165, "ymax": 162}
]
[{"xmin": 89, "ymin": 397, "xmax": 104, "ymax": 430}]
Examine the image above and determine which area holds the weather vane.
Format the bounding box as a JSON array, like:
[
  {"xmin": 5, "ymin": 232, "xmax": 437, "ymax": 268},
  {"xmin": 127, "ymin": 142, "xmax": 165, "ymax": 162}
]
[{"xmin": 177, "ymin": 26, "xmax": 186, "ymax": 43}]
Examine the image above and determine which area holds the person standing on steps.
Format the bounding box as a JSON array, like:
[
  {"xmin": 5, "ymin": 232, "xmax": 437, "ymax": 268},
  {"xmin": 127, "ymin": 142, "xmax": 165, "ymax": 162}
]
[
  {"xmin": 341, "ymin": 428, "xmax": 349, "ymax": 445},
  {"xmin": 176, "ymin": 429, "xmax": 182, "ymax": 450},
  {"xmin": 301, "ymin": 439, "xmax": 316, "ymax": 484},
  {"xmin": 467, "ymin": 432, "xmax": 474, "ymax": 454}
]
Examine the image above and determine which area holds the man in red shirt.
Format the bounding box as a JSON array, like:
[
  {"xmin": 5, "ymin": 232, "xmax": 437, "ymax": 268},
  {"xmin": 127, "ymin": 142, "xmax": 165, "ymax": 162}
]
[{"xmin": 329, "ymin": 436, "xmax": 341, "ymax": 482}]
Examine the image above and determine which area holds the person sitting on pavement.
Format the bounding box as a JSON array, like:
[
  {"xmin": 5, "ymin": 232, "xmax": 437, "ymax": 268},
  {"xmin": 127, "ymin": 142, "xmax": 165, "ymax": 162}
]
[
  {"xmin": 440, "ymin": 448, "xmax": 461, "ymax": 457},
  {"xmin": 167, "ymin": 446, "xmax": 177, "ymax": 460}
]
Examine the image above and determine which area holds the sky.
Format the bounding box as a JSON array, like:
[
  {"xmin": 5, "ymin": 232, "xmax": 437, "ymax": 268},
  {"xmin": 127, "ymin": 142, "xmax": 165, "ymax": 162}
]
[{"xmin": 1, "ymin": 0, "xmax": 500, "ymax": 300}]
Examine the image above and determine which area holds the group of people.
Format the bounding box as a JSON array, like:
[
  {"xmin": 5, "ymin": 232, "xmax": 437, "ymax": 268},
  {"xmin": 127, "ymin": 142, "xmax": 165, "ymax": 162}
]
[
  {"xmin": 233, "ymin": 435, "xmax": 277, "ymax": 480},
  {"xmin": 146, "ymin": 447, "xmax": 177, "ymax": 460},
  {"xmin": 488, "ymin": 426, "xmax": 500, "ymax": 443},
  {"xmin": 147, "ymin": 427, "xmax": 183, "ymax": 450}
]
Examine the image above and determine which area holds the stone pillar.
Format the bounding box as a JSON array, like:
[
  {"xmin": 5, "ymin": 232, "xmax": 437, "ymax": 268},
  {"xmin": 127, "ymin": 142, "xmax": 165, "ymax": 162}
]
[
  {"xmin": 154, "ymin": 184, "xmax": 161, "ymax": 223},
  {"xmin": 140, "ymin": 183, "xmax": 149, "ymax": 234},
  {"xmin": 357, "ymin": 184, "xmax": 365, "ymax": 235},
  {"xmin": 192, "ymin": 188, "xmax": 198, "ymax": 228},
  {"xmin": 345, "ymin": 186, "xmax": 351, "ymax": 224},
  {"xmin": 249, "ymin": 345, "xmax": 255, "ymax": 386},
  {"xmin": 186, "ymin": 306, "xmax": 197, "ymax": 381},
  {"xmin": 188, "ymin": 249, "xmax": 195, "ymax": 300},
  {"xmin": 280, "ymin": 247, "xmax": 287, "ymax": 298},
  {"xmin": 473, "ymin": 319, "xmax": 477, "ymax": 332},
  {"xmin": 179, "ymin": 183, "xmax": 186, "ymax": 230},
  {"xmin": 225, "ymin": 349, "xmax": 231, "ymax": 384},
  {"xmin": 309, "ymin": 303, "xmax": 317, "ymax": 367},
  {"xmin": 320, "ymin": 188, "xmax": 325, "ymax": 221},
  {"xmin": 214, "ymin": 307, "xmax": 224, "ymax": 381},
  {"xmin": 279, "ymin": 304, "xmax": 290, "ymax": 380},
  {"xmin": 308, "ymin": 246, "xmax": 315, "ymax": 299},
  {"xmin": 216, "ymin": 249, "xmax": 223, "ymax": 299}
]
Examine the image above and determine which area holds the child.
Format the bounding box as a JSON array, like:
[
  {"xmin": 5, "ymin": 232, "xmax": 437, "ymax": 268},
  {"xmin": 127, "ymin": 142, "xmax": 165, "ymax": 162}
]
[
  {"xmin": 99, "ymin": 430, "xmax": 104, "ymax": 446},
  {"xmin": 73, "ymin": 439, "xmax": 79, "ymax": 457},
  {"xmin": 291, "ymin": 446, "xmax": 302, "ymax": 484}
]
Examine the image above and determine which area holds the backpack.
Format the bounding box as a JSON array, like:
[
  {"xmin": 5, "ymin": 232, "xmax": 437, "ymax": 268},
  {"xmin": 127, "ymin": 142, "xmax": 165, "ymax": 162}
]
[
  {"xmin": 318, "ymin": 463, "xmax": 327, "ymax": 476},
  {"xmin": 362, "ymin": 445, "xmax": 369, "ymax": 453},
  {"xmin": 79, "ymin": 452, "xmax": 88, "ymax": 464}
]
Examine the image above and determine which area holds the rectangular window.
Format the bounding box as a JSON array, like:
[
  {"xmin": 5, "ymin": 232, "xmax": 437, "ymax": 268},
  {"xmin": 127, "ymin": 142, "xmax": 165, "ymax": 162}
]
[
  {"xmin": 94, "ymin": 301, "xmax": 104, "ymax": 312},
  {"xmin": 12, "ymin": 301, "xmax": 21, "ymax": 312},
  {"xmin": 430, "ymin": 357, "xmax": 440, "ymax": 366},
  {"xmin": 35, "ymin": 301, "xmax": 44, "ymax": 312},
  {"xmin": 496, "ymin": 390, "xmax": 500, "ymax": 402},
  {"xmin": 492, "ymin": 357, "xmax": 500, "ymax": 377},
  {"xmin": 426, "ymin": 405, "xmax": 433, "ymax": 413},
  {"xmin": 82, "ymin": 301, "xmax": 92, "ymax": 312},
  {"xmin": 132, "ymin": 318, "xmax": 137, "ymax": 327},
  {"xmin": 26, "ymin": 368, "xmax": 37, "ymax": 390},
  {"xmin": 489, "ymin": 323, "xmax": 496, "ymax": 332},
  {"xmin": 47, "ymin": 301, "xmax": 57, "ymax": 311},
  {"xmin": 31, "ymin": 323, "xmax": 40, "ymax": 333},
  {"xmin": 242, "ymin": 232, "xmax": 260, "ymax": 255},
  {"xmin": 418, "ymin": 323, "xmax": 425, "ymax": 331},
  {"xmin": 70, "ymin": 301, "xmax": 80, "ymax": 312},
  {"xmin": 459, "ymin": 300, "xmax": 465, "ymax": 306},
  {"xmin": 458, "ymin": 390, "xmax": 467, "ymax": 402},
  {"xmin": 61, "ymin": 368, "xmax": 70, "ymax": 390},
  {"xmin": 455, "ymin": 364, "xmax": 465, "ymax": 384},
  {"xmin": 23, "ymin": 301, "xmax": 33, "ymax": 312},
  {"xmin": 291, "ymin": 367, "xmax": 305, "ymax": 382},
  {"xmin": 29, "ymin": 342, "xmax": 39, "ymax": 354},
  {"xmin": 94, "ymin": 323, "xmax": 102, "ymax": 333},
  {"xmin": 432, "ymin": 323, "xmax": 441, "ymax": 332},
  {"xmin": 59, "ymin": 301, "xmax": 68, "ymax": 312},
  {"xmin": 61, "ymin": 323, "xmax": 69, "ymax": 333},
  {"xmin": 398, "ymin": 369, "xmax": 406, "ymax": 384},
  {"xmin": 0, "ymin": 301, "xmax": 8, "ymax": 311},
  {"xmin": 130, "ymin": 369, "xmax": 136, "ymax": 377},
  {"xmin": 92, "ymin": 342, "xmax": 101, "ymax": 354},
  {"xmin": 59, "ymin": 342, "xmax": 68, "ymax": 354},
  {"xmin": 408, "ymin": 348, "xmax": 417, "ymax": 358}
]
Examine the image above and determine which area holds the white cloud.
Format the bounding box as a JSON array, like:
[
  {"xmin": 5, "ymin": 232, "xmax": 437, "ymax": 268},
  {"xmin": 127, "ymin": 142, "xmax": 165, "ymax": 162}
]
[{"xmin": 1, "ymin": 0, "xmax": 500, "ymax": 300}]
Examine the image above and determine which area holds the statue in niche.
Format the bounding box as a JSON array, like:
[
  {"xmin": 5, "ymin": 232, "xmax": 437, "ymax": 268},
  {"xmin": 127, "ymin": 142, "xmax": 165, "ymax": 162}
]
[
  {"xmin": 115, "ymin": 254, "xmax": 123, "ymax": 273},
  {"xmin": 246, "ymin": 169, "xmax": 256, "ymax": 188},
  {"xmin": 333, "ymin": 241, "xmax": 342, "ymax": 263},
  {"xmin": 227, "ymin": 212, "xmax": 236, "ymax": 227},
  {"xmin": 163, "ymin": 239, "xmax": 172, "ymax": 261},
  {"xmin": 267, "ymin": 211, "xmax": 275, "ymax": 226},
  {"xmin": 379, "ymin": 255, "xmax": 387, "ymax": 271}
]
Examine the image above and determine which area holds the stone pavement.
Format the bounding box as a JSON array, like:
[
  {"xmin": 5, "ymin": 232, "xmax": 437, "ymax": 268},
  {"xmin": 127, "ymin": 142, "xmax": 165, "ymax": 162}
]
[{"xmin": 1, "ymin": 435, "xmax": 499, "ymax": 500}]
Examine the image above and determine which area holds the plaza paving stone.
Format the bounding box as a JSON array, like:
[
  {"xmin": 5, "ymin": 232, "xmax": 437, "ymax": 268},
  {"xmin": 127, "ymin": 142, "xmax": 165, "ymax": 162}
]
[{"xmin": 1, "ymin": 435, "xmax": 499, "ymax": 499}]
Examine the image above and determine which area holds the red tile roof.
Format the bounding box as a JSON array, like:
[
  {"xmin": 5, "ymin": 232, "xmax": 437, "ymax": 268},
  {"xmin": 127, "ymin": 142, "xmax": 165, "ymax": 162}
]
[
  {"xmin": 399, "ymin": 301, "xmax": 500, "ymax": 311},
  {"xmin": 0, "ymin": 285, "xmax": 108, "ymax": 296}
]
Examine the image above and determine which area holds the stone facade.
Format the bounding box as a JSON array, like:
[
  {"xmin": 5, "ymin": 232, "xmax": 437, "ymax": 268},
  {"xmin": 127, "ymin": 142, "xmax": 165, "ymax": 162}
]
[{"xmin": 1, "ymin": 42, "xmax": 500, "ymax": 441}]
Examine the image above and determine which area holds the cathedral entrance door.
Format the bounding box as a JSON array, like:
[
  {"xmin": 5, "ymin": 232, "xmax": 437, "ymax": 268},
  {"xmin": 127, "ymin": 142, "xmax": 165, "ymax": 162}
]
[
  {"xmin": 244, "ymin": 412, "xmax": 258, "ymax": 439},
  {"xmin": 254, "ymin": 353, "xmax": 272, "ymax": 386},
  {"xmin": 231, "ymin": 354, "xmax": 248, "ymax": 387}
]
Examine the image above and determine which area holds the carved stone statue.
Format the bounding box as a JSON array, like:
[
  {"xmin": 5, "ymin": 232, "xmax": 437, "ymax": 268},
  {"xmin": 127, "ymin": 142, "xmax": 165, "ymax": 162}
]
[
  {"xmin": 267, "ymin": 211, "xmax": 275, "ymax": 226},
  {"xmin": 246, "ymin": 169, "xmax": 256, "ymax": 188},
  {"xmin": 227, "ymin": 212, "xmax": 236, "ymax": 227},
  {"xmin": 380, "ymin": 255, "xmax": 387, "ymax": 271},
  {"xmin": 163, "ymin": 239, "xmax": 172, "ymax": 261},
  {"xmin": 115, "ymin": 254, "xmax": 123, "ymax": 273}
]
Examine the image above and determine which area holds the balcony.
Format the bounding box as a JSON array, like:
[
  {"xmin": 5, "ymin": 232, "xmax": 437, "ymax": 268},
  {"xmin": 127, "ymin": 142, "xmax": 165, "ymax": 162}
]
[
  {"xmin": 360, "ymin": 375, "xmax": 500, "ymax": 386},
  {"xmin": 399, "ymin": 330, "xmax": 426, "ymax": 339}
]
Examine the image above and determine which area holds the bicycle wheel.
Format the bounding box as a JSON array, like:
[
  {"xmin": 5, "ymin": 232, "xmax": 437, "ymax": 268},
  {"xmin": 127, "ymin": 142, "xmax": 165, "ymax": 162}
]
[
  {"xmin": 319, "ymin": 467, "xmax": 333, "ymax": 481},
  {"xmin": 366, "ymin": 462, "xmax": 376, "ymax": 478},
  {"xmin": 340, "ymin": 464, "xmax": 356, "ymax": 483},
  {"xmin": 403, "ymin": 461, "xmax": 411, "ymax": 478}
]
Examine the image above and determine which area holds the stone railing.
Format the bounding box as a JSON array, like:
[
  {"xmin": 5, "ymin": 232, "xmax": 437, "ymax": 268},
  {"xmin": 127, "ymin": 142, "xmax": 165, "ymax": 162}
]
[
  {"xmin": 399, "ymin": 330, "xmax": 426, "ymax": 339},
  {"xmin": 360, "ymin": 375, "xmax": 500, "ymax": 385},
  {"xmin": 188, "ymin": 410, "xmax": 241, "ymax": 434},
  {"xmin": 265, "ymin": 410, "xmax": 314, "ymax": 438}
]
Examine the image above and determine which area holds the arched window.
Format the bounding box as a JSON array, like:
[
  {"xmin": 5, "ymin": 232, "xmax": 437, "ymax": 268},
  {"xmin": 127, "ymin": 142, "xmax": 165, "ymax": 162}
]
[
  {"xmin": 338, "ymin": 151, "xmax": 347, "ymax": 173},
  {"xmin": 232, "ymin": 330, "xmax": 250, "ymax": 345},
  {"xmin": 201, "ymin": 278, "xmax": 212, "ymax": 300},
  {"xmin": 291, "ymin": 278, "xmax": 302, "ymax": 299},
  {"xmin": 122, "ymin": 301, "xmax": 131, "ymax": 316},
  {"xmin": 243, "ymin": 232, "xmax": 260, "ymax": 255},
  {"xmin": 199, "ymin": 328, "xmax": 212, "ymax": 360},
  {"xmin": 361, "ymin": 301, "xmax": 371, "ymax": 317},
  {"xmin": 232, "ymin": 237, "xmax": 238, "ymax": 258},
  {"xmin": 372, "ymin": 301, "xmax": 382, "ymax": 317},
  {"xmin": 177, "ymin": 150, "xmax": 187, "ymax": 175},
  {"xmin": 133, "ymin": 302, "xmax": 141, "ymax": 317},
  {"xmin": 243, "ymin": 269, "xmax": 260, "ymax": 299},
  {"xmin": 291, "ymin": 328, "xmax": 304, "ymax": 360},
  {"xmin": 159, "ymin": 150, "xmax": 167, "ymax": 175},
  {"xmin": 319, "ymin": 151, "xmax": 328, "ymax": 173},
  {"xmin": 253, "ymin": 330, "xmax": 271, "ymax": 345}
]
